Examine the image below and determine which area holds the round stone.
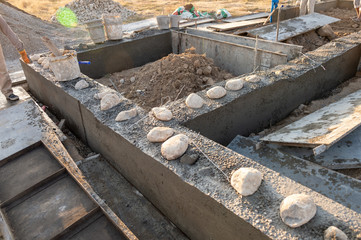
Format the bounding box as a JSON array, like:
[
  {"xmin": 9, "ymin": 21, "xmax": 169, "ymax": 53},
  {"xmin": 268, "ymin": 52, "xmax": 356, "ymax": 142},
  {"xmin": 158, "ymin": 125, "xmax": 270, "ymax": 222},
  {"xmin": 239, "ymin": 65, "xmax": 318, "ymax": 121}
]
[
  {"xmin": 161, "ymin": 134, "xmax": 189, "ymax": 160},
  {"xmin": 94, "ymin": 91, "xmax": 111, "ymax": 100},
  {"xmin": 185, "ymin": 93, "xmax": 204, "ymax": 109},
  {"xmin": 115, "ymin": 108, "xmax": 137, "ymax": 122},
  {"xmin": 152, "ymin": 107, "xmax": 173, "ymax": 121},
  {"xmin": 147, "ymin": 127, "xmax": 174, "ymax": 143},
  {"xmin": 30, "ymin": 53, "xmax": 42, "ymax": 61},
  {"xmin": 207, "ymin": 86, "xmax": 226, "ymax": 99},
  {"xmin": 74, "ymin": 79, "xmax": 89, "ymax": 90},
  {"xmin": 100, "ymin": 93, "xmax": 121, "ymax": 111},
  {"xmin": 231, "ymin": 168, "xmax": 263, "ymax": 196},
  {"xmin": 280, "ymin": 194, "xmax": 317, "ymax": 228},
  {"xmin": 245, "ymin": 75, "xmax": 262, "ymax": 83},
  {"xmin": 225, "ymin": 79, "xmax": 244, "ymax": 91},
  {"xmin": 324, "ymin": 226, "xmax": 348, "ymax": 240}
]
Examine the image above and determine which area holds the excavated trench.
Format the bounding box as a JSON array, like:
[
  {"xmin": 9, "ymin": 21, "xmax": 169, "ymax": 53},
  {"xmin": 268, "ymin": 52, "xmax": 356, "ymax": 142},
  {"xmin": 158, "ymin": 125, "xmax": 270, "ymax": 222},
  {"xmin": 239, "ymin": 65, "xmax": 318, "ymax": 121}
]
[{"xmin": 21, "ymin": 4, "xmax": 361, "ymax": 239}]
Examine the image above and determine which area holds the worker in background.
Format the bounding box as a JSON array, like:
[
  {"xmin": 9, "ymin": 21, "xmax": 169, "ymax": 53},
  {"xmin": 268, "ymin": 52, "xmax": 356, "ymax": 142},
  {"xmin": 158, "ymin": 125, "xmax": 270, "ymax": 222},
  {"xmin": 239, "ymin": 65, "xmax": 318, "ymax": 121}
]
[
  {"xmin": 299, "ymin": 0, "xmax": 315, "ymax": 16},
  {"xmin": 0, "ymin": 15, "xmax": 30, "ymax": 101},
  {"xmin": 353, "ymin": 0, "xmax": 361, "ymax": 21},
  {"xmin": 270, "ymin": 0, "xmax": 279, "ymax": 23}
]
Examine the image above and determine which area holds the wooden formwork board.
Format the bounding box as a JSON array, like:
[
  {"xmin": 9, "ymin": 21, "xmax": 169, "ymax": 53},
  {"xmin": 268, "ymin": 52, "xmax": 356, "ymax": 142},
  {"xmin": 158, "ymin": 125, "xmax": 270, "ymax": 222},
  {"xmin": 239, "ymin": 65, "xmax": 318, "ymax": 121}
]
[
  {"xmin": 247, "ymin": 13, "xmax": 340, "ymax": 41},
  {"xmin": 261, "ymin": 89, "xmax": 361, "ymax": 155}
]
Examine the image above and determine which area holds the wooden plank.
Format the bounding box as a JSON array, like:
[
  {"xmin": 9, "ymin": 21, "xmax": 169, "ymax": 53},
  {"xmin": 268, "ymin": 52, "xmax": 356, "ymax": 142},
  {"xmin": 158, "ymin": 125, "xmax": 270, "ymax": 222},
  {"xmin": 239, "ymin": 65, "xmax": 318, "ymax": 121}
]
[
  {"xmin": 207, "ymin": 18, "xmax": 266, "ymax": 32},
  {"xmin": 223, "ymin": 12, "xmax": 269, "ymax": 23},
  {"xmin": 179, "ymin": 18, "xmax": 215, "ymax": 28},
  {"xmin": 261, "ymin": 89, "xmax": 361, "ymax": 148},
  {"xmin": 0, "ymin": 144, "xmax": 63, "ymax": 203},
  {"xmin": 4, "ymin": 176, "xmax": 97, "ymax": 240},
  {"xmin": 247, "ymin": 13, "xmax": 340, "ymax": 41}
]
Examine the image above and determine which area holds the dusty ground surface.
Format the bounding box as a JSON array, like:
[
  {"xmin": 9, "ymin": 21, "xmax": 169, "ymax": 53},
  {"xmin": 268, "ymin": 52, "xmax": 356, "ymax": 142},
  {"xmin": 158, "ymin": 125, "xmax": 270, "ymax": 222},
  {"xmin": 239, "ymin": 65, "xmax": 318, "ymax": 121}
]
[
  {"xmin": 97, "ymin": 47, "xmax": 234, "ymax": 110},
  {"xmin": 321, "ymin": 7, "xmax": 361, "ymax": 37}
]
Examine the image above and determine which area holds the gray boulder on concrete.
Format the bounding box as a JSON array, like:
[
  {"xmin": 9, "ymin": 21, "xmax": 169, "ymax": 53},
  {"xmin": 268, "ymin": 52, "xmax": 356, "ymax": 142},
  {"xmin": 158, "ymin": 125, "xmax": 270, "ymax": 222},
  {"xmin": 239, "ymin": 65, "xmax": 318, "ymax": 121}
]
[
  {"xmin": 207, "ymin": 86, "xmax": 227, "ymax": 99},
  {"xmin": 147, "ymin": 127, "xmax": 174, "ymax": 143},
  {"xmin": 100, "ymin": 93, "xmax": 122, "ymax": 111},
  {"xmin": 152, "ymin": 107, "xmax": 173, "ymax": 121},
  {"xmin": 231, "ymin": 168, "xmax": 263, "ymax": 196},
  {"xmin": 186, "ymin": 93, "xmax": 205, "ymax": 109},
  {"xmin": 161, "ymin": 134, "xmax": 189, "ymax": 160},
  {"xmin": 226, "ymin": 79, "xmax": 244, "ymax": 91},
  {"xmin": 75, "ymin": 80, "xmax": 89, "ymax": 90},
  {"xmin": 180, "ymin": 153, "xmax": 199, "ymax": 165},
  {"xmin": 280, "ymin": 194, "xmax": 317, "ymax": 228},
  {"xmin": 324, "ymin": 226, "xmax": 348, "ymax": 240},
  {"xmin": 115, "ymin": 108, "xmax": 137, "ymax": 122}
]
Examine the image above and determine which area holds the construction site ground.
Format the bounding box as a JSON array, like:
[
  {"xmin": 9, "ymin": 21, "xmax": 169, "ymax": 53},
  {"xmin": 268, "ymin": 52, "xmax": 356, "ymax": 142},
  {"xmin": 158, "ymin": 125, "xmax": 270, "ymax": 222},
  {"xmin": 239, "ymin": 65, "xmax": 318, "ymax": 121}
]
[{"xmin": 1, "ymin": 0, "xmax": 361, "ymax": 239}]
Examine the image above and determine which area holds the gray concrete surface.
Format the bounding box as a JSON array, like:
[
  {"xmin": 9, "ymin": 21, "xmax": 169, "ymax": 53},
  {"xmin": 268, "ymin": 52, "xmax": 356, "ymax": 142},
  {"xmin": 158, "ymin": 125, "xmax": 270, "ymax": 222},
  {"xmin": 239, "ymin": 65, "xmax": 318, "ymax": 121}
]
[
  {"xmin": 183, "ymin": 34, "xmax": 361, "ymax": 145},
  {"xmin": 227, "ymin": 135, "xmax": 361, "ymax": 213},
  {"xmin": 173, "ymin": 31, "xmax": 287, "ymax": 75},
  {"xmin": 185, "ymin": 28, "xmax": 302, "ymax": 60},
  {"xmin": 22, "ymin": 29, "xmax": 361, "ymax": 239},
  {"xmin": 247, "ymin": 13, "xmax": 340, "ymax": 41},
  {"xmin": 77, "ymin": 30, "xmax": 172, "ymax": 79}
]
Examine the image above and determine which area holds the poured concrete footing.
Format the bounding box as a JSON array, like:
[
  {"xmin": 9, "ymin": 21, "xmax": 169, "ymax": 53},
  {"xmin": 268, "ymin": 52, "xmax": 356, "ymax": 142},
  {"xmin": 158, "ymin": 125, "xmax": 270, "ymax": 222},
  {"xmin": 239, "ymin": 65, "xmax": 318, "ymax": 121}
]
[{"xmin": 22, "ymin": 29, "xmax": 361, "ymax": 239}]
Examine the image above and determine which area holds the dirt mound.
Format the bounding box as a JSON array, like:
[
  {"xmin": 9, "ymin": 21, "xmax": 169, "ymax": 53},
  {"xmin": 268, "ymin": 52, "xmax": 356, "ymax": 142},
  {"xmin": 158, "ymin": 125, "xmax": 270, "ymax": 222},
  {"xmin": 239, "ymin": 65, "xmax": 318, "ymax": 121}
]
[
  {"xmin": 321, "ymin": 8, "xmax": 361, "ymax": 37},
  {"xmin": 0, "ymin": 1, "xmax": 90, "ymax": 72},
  {"xmin": 52, "ymin": 0, "xmax": 136, "ymax": 24},
  {"xmin": 98, "ymin": 48, "xmax": 234, "ymax": 111}
]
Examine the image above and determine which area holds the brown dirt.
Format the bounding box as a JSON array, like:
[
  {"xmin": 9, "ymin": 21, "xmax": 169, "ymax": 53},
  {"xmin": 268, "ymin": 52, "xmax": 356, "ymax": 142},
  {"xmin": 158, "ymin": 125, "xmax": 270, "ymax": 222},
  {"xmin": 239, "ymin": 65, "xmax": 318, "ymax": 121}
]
[
  {"xmin": 285, "ymin": 30, "xmax": 330, "ymax": 53},
  {"xmin": 97, "ymin": 47, "xmax": 234, "ymax": 111},
  {"xmin": 321, "ymin": 8, "xmax": 361, "ymax": 37}
]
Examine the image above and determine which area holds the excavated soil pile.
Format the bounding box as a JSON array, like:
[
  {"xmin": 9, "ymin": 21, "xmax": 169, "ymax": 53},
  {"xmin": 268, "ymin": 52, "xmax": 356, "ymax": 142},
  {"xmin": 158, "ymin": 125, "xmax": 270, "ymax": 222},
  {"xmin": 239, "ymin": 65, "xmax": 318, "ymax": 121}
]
[{"xmin": 98, "ymin": 47, "xmax": 234, "ymax": 110}]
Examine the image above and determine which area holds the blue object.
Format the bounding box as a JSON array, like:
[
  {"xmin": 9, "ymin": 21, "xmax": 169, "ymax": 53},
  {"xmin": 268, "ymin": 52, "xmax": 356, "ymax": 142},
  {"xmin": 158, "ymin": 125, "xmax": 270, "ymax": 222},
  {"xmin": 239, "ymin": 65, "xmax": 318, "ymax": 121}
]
[
  {"xmin": 78, "ymin": 61, "xmax": 91, "ymax": 64},
  {"xmin": 270, "ymin": 0, "xmax": 279, "ymax": 23}
]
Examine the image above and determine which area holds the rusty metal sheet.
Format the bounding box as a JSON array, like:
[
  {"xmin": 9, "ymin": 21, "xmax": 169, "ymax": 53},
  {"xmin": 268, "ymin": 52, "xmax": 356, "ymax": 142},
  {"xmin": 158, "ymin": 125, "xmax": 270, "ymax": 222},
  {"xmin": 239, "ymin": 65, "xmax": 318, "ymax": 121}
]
[{"xmin": 261, "ymin": 89, "xmax": 361, "ymax": 147}]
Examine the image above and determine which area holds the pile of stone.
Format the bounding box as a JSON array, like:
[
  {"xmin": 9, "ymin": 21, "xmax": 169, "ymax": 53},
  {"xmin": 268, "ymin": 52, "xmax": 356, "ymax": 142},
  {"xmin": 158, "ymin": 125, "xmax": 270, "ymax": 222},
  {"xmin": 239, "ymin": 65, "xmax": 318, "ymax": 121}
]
[{"xmin": 52, "ymin": 0, "xmax": 136, "ymax": 24}]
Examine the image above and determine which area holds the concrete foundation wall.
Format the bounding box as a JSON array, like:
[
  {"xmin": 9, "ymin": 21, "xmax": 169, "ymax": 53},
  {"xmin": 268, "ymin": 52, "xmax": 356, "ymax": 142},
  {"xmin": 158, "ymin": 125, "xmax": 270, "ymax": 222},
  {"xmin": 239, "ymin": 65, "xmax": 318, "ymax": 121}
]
[
  {"xmin": 173, "ymin": 31, "xmax": 287, "ymax": 75},
  {"xmin": 77, "ymin": 31, "xmax": 172, "ymax": 79},
  {"xmin": 185, "ymin": 28, "xmax": 302, "ymax": 60},
  {"xmin": 184, "ymin": 41, "xmax": 361, "ymax": 145}
]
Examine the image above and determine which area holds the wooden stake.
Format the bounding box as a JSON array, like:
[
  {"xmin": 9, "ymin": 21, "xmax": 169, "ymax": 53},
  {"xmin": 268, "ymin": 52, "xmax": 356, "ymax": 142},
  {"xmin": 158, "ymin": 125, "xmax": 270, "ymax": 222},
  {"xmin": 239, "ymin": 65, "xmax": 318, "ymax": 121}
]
[
  {"xmin": 276, "ymin": 6, "xmax": 282, "ymax": 42},
  {"xmin": 41, "ymin": 36, "xmax": 62, "ymax": 56}
]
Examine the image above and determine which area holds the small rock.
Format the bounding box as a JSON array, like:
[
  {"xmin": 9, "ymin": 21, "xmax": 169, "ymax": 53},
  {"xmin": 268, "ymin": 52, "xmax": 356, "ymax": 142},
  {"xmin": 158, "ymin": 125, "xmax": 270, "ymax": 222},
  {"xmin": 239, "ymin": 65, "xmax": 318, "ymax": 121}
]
[
  {"xmin": 130, "ymin": 76, "xmax": 136, "ymax": 83},
  {"xmin": 317, "ymin": 24, "xmax": 336, "ymax": 40},
  {"xmin": 204, "ymin": 77, "xmax": 214, "ymax": 85},
  {"xmin": 207, "ymin": 86, "xmax": 226, "ymax": 99},
  {"xmin": 75, "ymin": 80, "xmax": 89, "ymax": 90},
  {"xmin": 115, "ymin": 108, "xmax": 137, "ymax": 122},
  {"xmin": 183, "ymin": 64, "xmax": 188, "ymax": 69},
  {"xmin": 161, "ymin": 134, "xmax": 189, "ymax": 160},
  {"xmin": 30, "ymin": 53, "xmax": 42, "ymax": 61},
  {"xmin": 119, "ymin": 78, "xmax": 125, "ymax": 84},
  {"xmin": 324, "ymin": 226, "xmax": 348, "ymax": 240},
  {"xmin": 352, "ymin": 24, "xmax": 359, "ymax": 29},
  {"xmin": 245, "ymin": 75, "xmax": 262, "ymax": 83},
  {"xmin": 100, "ymin": 93, "xmax": 122, "ymax": 111},
  {"xmin": 180, "ymin": 153, "xmax": 199, "ymax": 165},
  {"xmin": 280, "ymin": 194, "xmax": 317, "ymax": 228},
  {"xmin": 196, "ymin": 69, "xmax": 203, "ymax": 75},
  {"xmin": 231, "ymin": 168, "xmax": 263, "ymax": 196},
  {"xmin": 225, "ymin": 79, "xmax": 244, "ymax": 91},
  {"xmin": 193, "ymin": 59, "xmax": 201, "ymax": 68},
  {"xmin": 147, "ymin": 127, "xmax": 174, "ymax": 142},
  {"xmin": 185, "ymin": 93, "xmax": 204, "ymax": 109},
  {"xmin": 152, "ymin": 107, "xmax": 173, "ymax": 121},
  {"xmin": 41, "ymin": 58, "xmax": 49, "ymax": 68},
  {"xmin": 203, "ymin": 66, "xmax": 212, "ymax": 76},
  {"xmin": 94, "ymin": 91, "xmax": 111, "ymax": 100}
]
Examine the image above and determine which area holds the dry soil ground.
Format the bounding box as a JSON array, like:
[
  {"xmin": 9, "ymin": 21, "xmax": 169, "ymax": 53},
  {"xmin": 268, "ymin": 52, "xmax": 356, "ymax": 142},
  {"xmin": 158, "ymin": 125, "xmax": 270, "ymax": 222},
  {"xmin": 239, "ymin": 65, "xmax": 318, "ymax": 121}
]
[{"xmin": 7, "ymin": 0, "xmax": 273, "ymax": 22}]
